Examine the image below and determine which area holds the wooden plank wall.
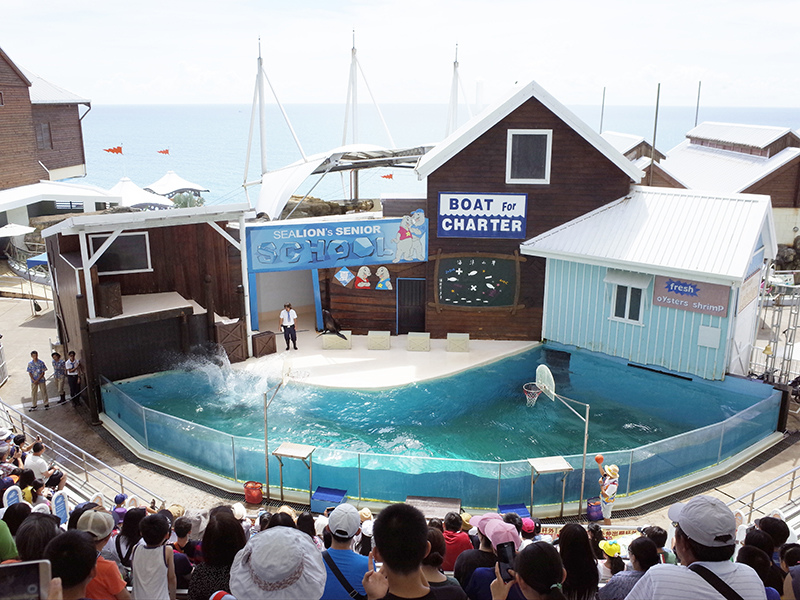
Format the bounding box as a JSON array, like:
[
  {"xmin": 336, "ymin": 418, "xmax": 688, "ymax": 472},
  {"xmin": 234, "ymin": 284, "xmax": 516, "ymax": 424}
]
[
  {"xmin": 57, "ymin": 223, "xmax": 243, "ymax": 319},
  {"xmin": 745, "ymin": 159, "xmax": 800, "ymax": 208},
  {"xmin": 0, "ymin": 59, "xmax": 47, "ymax": 189},
  {"xmin": 31, "ymin": 104, "xmax": 86, "ymax": 171},
  {"xmin": 319, "ymin": 262, "xmax": 426, "ymax": 334},
  {"xmin": 424, "ymin": 97, "xmax": 633, "ymax": 340},
  {"xmin": 46, "ymin": 236, "xmax": 84, "ymax": 360}
]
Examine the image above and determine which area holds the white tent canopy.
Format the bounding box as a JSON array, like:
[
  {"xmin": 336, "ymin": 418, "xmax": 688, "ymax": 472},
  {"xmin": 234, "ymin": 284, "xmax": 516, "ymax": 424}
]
[
  {"xmin": 110, "ymin": 177, "xmax": 173, "ymax": 209},
  {"xmin": 0, "ymin": 223, "xmax": 36, "ymax": 237},
  {"xmin": 145, "ymin": 171, "xmax": 209, "ymax": 197}
]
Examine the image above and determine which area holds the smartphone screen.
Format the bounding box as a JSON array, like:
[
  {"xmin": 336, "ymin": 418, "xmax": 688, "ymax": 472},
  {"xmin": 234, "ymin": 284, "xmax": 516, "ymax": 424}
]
[
  {"xmin": 496, "ymin": 541, "xmax": 516, "ymax": 583},
  {"xmin": 0, "ymin": 560, "xmax": 51, "ymax": 600}
]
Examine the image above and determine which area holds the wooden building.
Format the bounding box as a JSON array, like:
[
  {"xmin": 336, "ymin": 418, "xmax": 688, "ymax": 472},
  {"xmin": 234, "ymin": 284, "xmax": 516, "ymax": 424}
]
[
  {"xmin": 0, "ymin": 46, "xmax": 90, "ymax": 192},
  {"xmin": 521, "ymin": 186, "xmax": 776, "ymax": 380},
  {"xmin": 42, "ymin": 205, "xmax": 252, "ymax": 420}
]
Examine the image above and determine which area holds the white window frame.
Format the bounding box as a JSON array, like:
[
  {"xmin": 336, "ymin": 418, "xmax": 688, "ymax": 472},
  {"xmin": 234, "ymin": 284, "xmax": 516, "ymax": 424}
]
[
  {"xmin": 605, "ymin": 269, "xmax": 651, "ymax": 325},
  {"xmin": 88, "ymin": 231, "xmax": 153, "ymax": 276},
  {"xmin": 505, "ymin": 129, "xmax": 553, "ymax": 184},
  {"xmin": 611, "ymin": 284, "xmax": 645, "ymax": 324}
]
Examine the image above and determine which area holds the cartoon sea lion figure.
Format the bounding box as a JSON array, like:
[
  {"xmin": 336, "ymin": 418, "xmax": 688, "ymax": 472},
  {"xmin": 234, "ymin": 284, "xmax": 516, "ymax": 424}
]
[
  {"xmin": 409, "ymin": 209, "xmax": 426, "ymax": 261},
  {"xmin": 375, "ymin": 266, "xmax": 392, "ymax": 290},
  {"xmin": 355, "ymin": 266, "xmax": 372, "ymax": 289},
  {"xmin": 392, "ymin": 214, "xmax": 414, "ymax": 262}
]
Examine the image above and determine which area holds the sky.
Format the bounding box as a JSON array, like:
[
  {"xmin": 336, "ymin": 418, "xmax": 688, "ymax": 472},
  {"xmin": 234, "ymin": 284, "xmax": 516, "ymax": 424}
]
[{"xmin": 0, "ymin": 0, "xmax": 796, "ymax": 108}]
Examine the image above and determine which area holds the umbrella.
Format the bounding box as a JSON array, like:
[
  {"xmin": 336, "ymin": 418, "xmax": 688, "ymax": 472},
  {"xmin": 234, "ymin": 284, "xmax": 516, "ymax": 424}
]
[
  {"xmin": 109, "ymin": 177, "xmax": 173, "ymax": 209},
  {"xmin": 145, "ymin": 170, "xmax": 209, "ymax": 197},
  {"xmin": 0, "ymin": 223, "xmax": 36, "ymax": 237}
]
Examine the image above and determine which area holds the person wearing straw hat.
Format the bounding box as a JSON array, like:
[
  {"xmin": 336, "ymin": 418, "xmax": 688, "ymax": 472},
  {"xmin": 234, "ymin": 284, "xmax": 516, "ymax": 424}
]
[
  {"xmin": 597, "ymin": 459, "xmax": 619, "ymax": 525},
  {"xmin": 229, "ymin": 526, "xmax": 326, "ymax": 600}
]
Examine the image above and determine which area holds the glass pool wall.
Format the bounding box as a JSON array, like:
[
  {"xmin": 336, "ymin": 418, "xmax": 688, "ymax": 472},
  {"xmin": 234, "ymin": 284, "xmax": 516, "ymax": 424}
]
[{"xmin": 100, "ymin": 372, "xmax": 782, "ymax": 510}]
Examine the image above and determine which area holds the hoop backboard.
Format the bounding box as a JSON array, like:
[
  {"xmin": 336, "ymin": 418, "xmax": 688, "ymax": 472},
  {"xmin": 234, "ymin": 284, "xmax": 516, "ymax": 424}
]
[{"xmin": 536, "ymin": 364, "xmax": 556, "ymax": 400}]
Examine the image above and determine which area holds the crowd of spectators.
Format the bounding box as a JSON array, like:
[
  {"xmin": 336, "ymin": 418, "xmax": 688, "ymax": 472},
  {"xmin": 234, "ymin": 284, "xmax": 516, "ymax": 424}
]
[{"xmin": 1, "ymin": 451, "xmax": 798, "ymax": 600}]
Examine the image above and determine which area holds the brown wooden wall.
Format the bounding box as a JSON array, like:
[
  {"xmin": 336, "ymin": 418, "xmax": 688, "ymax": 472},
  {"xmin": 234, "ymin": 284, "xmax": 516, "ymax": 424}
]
[
  {"xmin": 56, "ymin": 222, "xmax": 244, "ymax": 319},
  {"xmin": 424, "ymin": 96, "xmax": 634, "ymax": 340},
  {"xmin": 0, "ymin": 58, "xmax": 47, "ymax": 190},
  {"xmin": 47, "ymin": 235, "xmax": 85, "ymax": 361},
  {"xmin": 745, "ymin": 158, "xmax": 800, "ymax": 208},
  {"xmin": 31, "ymin": 104, "xmax": 86, "ymax": 172},
  {"xmin": 318, "ymin": 262, "xmax": 426, "ymax": 334},
  {"xmin": 644, "ymin": 165, "xmax": 685, "ymax": 189}
]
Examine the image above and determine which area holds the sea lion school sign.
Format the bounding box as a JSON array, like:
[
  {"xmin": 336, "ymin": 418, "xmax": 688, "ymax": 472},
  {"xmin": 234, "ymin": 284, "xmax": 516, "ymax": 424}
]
[
  {"xmin": 438, "ymin": 193, "xmax": 527, "ymax": 239},
  {"xmin": 246, "ymin": 215, "xmax": 428, "ymax": 273},
  {"xmin": 652, "ymin": 275, "xmax": 730, "ymax": 317}
]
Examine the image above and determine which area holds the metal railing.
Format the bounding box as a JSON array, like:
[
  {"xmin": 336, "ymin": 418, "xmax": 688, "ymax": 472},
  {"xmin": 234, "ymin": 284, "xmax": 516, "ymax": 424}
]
[
  {"xmin": 0, "ymin": 399, "xmax": 164, "ymax": 508},
  {"xmin": 726, "ymin": 464, "xmax": 800, "ymax": 523}
]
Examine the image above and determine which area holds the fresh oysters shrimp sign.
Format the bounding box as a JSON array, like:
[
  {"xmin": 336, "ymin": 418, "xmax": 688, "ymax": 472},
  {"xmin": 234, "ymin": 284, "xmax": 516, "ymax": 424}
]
[
  {"xmin": 438, "ymin": 193, "xmax": 527, "ymax": 239},
  {"xmin": 246, "ymin": 215, "xmax": 428, "ymax": 273},
  {"xmin": 652, "ymin": 275, "xmax": 730, "ymax": 317}
]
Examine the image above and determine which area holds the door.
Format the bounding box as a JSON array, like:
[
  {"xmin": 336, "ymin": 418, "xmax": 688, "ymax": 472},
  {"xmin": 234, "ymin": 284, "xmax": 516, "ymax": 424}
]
[{"xmin": 397, "ymin": 278, "xmax": 426, "ymax": 334}]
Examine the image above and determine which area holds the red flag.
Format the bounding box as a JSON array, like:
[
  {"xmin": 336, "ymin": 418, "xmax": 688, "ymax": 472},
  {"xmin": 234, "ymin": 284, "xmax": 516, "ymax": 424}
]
[
  {"xmin": 157, "ymin": 149, "xmax": 170, "ymax": 155},
  {"xmin": 381, "ymin": 173, "xmax": 393, "ymax": 179},
  {"xmin": 103, "ymin": 146, "xmax": 123, "ymax": 154}
]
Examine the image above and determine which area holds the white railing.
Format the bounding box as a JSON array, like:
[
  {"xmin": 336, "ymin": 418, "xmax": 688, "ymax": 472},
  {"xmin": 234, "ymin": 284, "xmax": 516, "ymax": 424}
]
[
  {"xmin": 726, "ymin": 464, "xmax": 800, "ymax": 522},
  {"xmin": 0, "ymin": 399, "xmax": 164, "ymax": 507}
]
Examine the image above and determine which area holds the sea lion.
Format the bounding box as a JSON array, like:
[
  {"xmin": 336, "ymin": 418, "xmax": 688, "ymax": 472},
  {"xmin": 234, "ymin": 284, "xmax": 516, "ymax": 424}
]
[{"xmin": 317, "ymin": 308, "xmax": 348, "ymax": 340}]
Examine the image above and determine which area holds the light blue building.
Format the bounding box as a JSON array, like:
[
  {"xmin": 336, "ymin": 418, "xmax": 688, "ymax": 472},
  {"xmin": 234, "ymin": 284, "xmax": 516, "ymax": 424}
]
[{"xmin": 520, "ymin": 186, "xmax": 777, "ymax": 380}]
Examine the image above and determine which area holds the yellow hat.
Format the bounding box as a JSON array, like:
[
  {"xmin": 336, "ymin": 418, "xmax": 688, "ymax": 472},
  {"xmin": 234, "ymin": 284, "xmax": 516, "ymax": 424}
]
[{"xmin": 599, "ymin": 539, "xmax": 621, "ymax": 557}]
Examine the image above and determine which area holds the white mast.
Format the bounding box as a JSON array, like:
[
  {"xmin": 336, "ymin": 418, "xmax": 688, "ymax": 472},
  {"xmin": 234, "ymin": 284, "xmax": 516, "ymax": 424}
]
[{"xmin": 446, "ymin": 44, "xmax": 473, "ymax": 137}]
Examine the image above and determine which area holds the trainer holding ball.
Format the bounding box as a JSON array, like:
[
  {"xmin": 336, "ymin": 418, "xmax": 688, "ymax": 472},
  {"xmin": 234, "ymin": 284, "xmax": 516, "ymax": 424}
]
[{"xmin": 596, "ymin": 454, "xmax": 619, "ymax": 525}]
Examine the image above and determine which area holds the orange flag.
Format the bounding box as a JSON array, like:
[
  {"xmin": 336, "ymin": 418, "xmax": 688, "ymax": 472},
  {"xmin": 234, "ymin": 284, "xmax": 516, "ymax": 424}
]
[
  {"xmin": 103, "ymin": 146, "xmax": 123, "ymax": 154},
  {"xmin": 381, "ymin": 173, "xmax": 393, "ymax": 179},
  {"xmin": 157, "ymin": 149, "xmax": 170, "ymax": 155}
]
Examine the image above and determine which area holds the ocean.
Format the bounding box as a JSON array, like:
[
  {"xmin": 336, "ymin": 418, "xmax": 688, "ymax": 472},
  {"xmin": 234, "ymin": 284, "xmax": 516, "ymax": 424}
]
[{"xmin": 80, "ymin": 104, "xmax": 800, "ymax": 206}]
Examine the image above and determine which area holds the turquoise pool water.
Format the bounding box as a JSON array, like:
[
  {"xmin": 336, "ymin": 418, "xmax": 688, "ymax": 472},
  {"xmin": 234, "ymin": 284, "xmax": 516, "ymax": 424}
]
[{"xmin": 108, "ymin": 343, "xmax": 775, "ymax": 462}]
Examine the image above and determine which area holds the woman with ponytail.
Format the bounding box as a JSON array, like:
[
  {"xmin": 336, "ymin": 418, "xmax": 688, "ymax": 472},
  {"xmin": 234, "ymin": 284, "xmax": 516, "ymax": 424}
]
[{"xmin": 490, "ymin": 541, "xmax": 567, "ymax": 600}]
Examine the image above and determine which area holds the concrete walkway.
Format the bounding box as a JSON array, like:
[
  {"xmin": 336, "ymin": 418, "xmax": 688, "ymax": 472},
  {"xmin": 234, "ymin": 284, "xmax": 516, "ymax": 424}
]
[{"xmin": 1, "ymin": 295, "xmax": 799, "ymax": 527}]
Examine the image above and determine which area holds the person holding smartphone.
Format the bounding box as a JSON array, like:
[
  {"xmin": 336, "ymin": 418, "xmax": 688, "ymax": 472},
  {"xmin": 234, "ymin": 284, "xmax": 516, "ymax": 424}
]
[
  {"xmin": 464, "ymin": 520, "xmax": 523, "ymax": 600},
  {"xmin": 489, "ymin": 542, "xmax": 568, "ymax": 600},
  {"xmin": 24, "ymin": 442, "xmax": 67, "ymax": 491}
]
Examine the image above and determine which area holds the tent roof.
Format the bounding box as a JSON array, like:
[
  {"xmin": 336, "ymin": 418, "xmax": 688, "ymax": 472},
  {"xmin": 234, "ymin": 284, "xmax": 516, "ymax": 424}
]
[
  {"xmin": 0, "ymin": 223, "xmax": 36, "ymax": 237},
  {"xmin": 110, "ymin": 177, "xmax": 173, "ymax": 208},
  {"xmin": 520, "ymin": 185, "xmax": 776, "ymax": 286},
  {"xmin": 145, "ymin": 171, "xmax": 209, "ymax": 196},
  {"xmin": 415, "ymin": 79, "xmax": 644, "ymax": 182}
]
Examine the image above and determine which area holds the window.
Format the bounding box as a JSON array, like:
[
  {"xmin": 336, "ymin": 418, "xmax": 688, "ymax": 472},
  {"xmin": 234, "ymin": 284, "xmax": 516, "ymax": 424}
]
[
  {"xmin": 35, "ymin": 123, "xmax": 52, "ymax": 150},
  {"xmin": 505, "ymin": 129, "xmax": 552, "ymax": 184},
  {"xmin": 605, "ymin": 269, "xmax": 651, "ymax": 324},
  {"xmin": 89, "ymin": 232, "xmax": 152, "ymax": 276},
  {"xmin": 613, "ymin": 285, "xmax": 643, "ymax": 322}
]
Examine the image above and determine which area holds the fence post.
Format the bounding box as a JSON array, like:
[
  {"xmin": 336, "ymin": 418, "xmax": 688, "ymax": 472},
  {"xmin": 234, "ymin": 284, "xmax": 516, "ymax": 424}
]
[
  {"xmin": 791, "ymin": 469, "xmax": 798, "ymax": 503},
  {"xmin": 82, "ymin": 451, "xmax": 89, "ymax": 483},
  {"xmin": 626, "ymin": 450, "xmax": 633, "ymax": 496},
  {"xmin": 717, "ymin": 422, "xmax": 726, "ymax": 465},
  {"xmin": 358, "ymin": 454, "xmax": 362, "ymax": 506},
  {"xmin": 497, "ymin": 463, "xmax": 502, "ymax": 509},
  {"xmin": 142, "ymin": 407, "xmax": 149, "ymax": 450},
  {"xmin": 119, "ymin": 475, "xmax": 125, "ymax": 496},
  {"xmin": 231, "ymin": 436, "xmax": 237, "ymax": 482}
]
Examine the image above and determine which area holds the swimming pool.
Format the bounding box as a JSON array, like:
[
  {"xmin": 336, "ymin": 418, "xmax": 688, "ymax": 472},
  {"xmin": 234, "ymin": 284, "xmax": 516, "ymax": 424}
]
[{"xmin": 100, "ymin": 342, "xmax": 782, "ymax": 509}]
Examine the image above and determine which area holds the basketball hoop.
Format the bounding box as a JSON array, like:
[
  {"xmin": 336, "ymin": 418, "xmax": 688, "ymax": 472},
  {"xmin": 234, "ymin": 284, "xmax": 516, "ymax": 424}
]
[{"xmin": 523, "ymin": 382, "xmax": 542, "ymax": 407}]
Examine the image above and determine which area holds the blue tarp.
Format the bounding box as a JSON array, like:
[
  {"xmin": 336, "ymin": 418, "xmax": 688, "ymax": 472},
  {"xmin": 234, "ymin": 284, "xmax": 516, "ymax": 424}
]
[{"xmin": 26, "ymin": 252, "xmax": 48, "ymax": 268}]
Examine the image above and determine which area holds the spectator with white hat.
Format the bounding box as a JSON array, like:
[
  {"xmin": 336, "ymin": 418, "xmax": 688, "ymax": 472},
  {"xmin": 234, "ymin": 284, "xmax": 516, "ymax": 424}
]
[
  {"xmin": 321, "ymin": 503, "xmax": 369, "ymax": 600},
  {"xmin": 229, "ymin": 526, "xmax": 327, "ymax": 600},
  {"xmin": 77, "ymin": 509, "xmax": 131, "ymax": 600},
  {"xmin": 627, "ymin": 494, "xmax": 767, "ymax": 600}
]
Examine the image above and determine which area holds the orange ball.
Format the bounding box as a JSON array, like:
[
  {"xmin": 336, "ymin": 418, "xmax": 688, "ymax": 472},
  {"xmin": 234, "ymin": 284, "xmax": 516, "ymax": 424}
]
[{"xmin": 594, "ymin": 454, "xmax": 604, "ymax": 464}]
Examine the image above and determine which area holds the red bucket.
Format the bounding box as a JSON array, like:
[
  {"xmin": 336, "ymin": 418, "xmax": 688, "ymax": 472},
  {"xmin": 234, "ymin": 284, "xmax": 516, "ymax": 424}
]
[
  {"xmin": 587, "ymin": 497, "xmax": 603, "ymax": 521},
  {"xmin": 244, "ymin": 481, "xmax": 263, "ymax": 504}
]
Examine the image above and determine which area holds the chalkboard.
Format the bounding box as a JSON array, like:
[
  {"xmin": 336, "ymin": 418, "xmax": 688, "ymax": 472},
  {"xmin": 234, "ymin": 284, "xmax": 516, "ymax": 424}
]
[
  {"xmin": 437, "ymin": 256, "xmax": 517, "ymax": 307},
  {"xmin": 90, "ymin": 232, "xmax": 152, "ymax": 275}
]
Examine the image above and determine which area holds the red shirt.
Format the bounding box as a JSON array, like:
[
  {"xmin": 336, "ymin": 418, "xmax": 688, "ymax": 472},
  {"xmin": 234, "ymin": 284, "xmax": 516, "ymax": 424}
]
[{"xmin": 442, "ymin": 530, "xmax": 474, "ymax": 571}]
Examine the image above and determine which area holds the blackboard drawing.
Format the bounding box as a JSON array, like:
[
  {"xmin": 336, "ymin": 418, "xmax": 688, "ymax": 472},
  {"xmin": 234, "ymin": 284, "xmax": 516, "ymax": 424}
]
[
  {"xmin": 375, "ymin": 266, "xmax": 392, "ymax": 290},
  {"xmin": 355, "ymin": 266, "xmax": 372, "ymax": 289}
]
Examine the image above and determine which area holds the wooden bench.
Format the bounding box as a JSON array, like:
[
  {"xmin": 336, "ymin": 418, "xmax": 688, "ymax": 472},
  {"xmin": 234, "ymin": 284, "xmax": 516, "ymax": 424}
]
[
  {"xmin": 407, "ymin": 331, "xmax": 431, "ymax": 351},
  {"xmin": 446, "ymin": 332, "xmax": 470, "ymax": 352},
  {"xmin": 368, "ymin": 330, "xmax": 391, "ymax": 350},
  {"xmin": 322, "ymin": 330, "xmax": 352, "ymax": 349}
]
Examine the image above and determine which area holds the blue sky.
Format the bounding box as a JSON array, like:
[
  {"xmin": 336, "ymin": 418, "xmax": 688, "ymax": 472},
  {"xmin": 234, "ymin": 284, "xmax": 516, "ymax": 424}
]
[{"xmin": 0, "ymin": 0, "xmax": 795, "ymax": 107}]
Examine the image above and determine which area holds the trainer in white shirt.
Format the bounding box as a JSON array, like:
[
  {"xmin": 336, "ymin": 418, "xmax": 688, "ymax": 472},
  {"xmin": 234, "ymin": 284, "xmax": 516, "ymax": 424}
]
[{"xmin": 627, "ymin": 494, "xmax": 765, "ymax": 600}]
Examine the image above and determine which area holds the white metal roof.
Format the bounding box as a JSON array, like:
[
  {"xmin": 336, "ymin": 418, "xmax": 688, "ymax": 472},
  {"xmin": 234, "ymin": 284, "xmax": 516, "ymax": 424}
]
[
  {"xmin": 520, "ymin": 186, "xmax": 776, "ymax": 286},
  {"xmin": 42, "ymin": 204, "xmax": 253, "ymax": 238},
  {"xmin": 0, "ymin": 181, "xmax": 119, "ymax": 214},
  {"xmin": 20, "ymin": 67, "xmax": 90, "ymax": 105},
  {"xmin": 601, "ymin": 131, "xmax": 646, "ymax": 155},
  {"xmin": 415, "ymin": 80, "xmax": 644, "ymax": 182},
  {"xmin": 660, "ymin": 140, "xmax": 800, "ymax": 193},
  {"xmin": 687, "ymin": 121, "xmax": 795, "ymax": 149}
]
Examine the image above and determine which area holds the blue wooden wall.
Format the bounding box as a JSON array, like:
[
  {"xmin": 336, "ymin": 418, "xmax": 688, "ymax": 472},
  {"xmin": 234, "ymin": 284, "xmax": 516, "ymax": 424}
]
[{"xmin": 543, "ymin": 260, "xmax": 734, "ymax": 380}]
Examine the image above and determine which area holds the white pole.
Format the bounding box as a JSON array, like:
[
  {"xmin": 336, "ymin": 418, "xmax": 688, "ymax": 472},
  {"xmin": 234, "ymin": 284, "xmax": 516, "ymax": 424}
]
[
  {"xmin": 257, "ymin": 46, "xmax": 268, "ymax": 177},
  {"xmin": 446, "ymin": 45, "xmax": 459, "ymax": 137},
  {"xmin": 240, "ymin": 214, "xmax": 253, "ymax": 357},
  {"xmin": 78, "ymin": 231, "xmax": 96, "ymax": 320}
]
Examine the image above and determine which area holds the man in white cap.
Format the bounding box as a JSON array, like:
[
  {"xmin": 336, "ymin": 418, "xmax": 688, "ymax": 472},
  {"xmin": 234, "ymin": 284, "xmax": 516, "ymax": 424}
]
[
  {"xmin": 77, "ymin": 509, "xmax": 131, "ymax": 600},
  {"xmin": 627, "ymin": 494, "xmax": 766, "ymax": 599},
  {"xmin": 321, "ymin": 503, "xmax": 369, "ymax": 600}
]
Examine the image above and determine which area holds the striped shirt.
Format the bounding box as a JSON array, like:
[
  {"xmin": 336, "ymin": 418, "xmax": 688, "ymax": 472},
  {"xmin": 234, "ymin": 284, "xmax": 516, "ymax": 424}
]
[{"xmin": 626, "ymin": 561, "xmax": 767, "ymax": 600}]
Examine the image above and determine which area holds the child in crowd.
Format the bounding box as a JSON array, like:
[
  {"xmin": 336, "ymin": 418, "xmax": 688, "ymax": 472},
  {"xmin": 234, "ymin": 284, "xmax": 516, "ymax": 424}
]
[
  {"xmin": 113, "ymin": 493, "xmax": 128, "ymax": 527},
  {"xmin": 131, "ymin": 513, "xmax": 176, "ymax": 600},
  {"xmin": 598, "ymin": 540, "xmax": 625, "ymax": 583},
  {"xmin": 490, "ymin": 541, "xmax": 567, "ymax": 600},
  {"xmin": 173, "ymin": 515, "xmax": 201, "ymax": 563}
]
